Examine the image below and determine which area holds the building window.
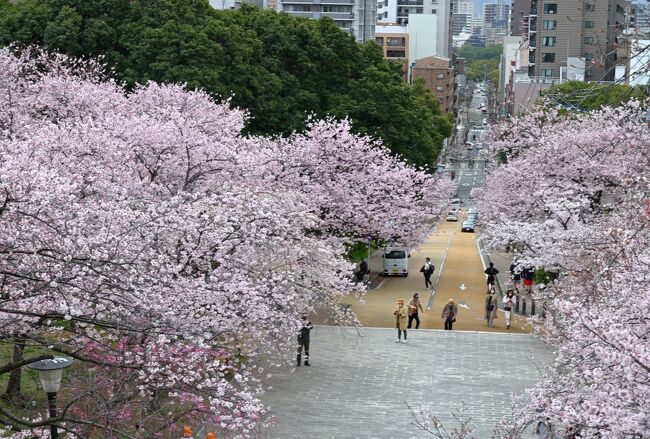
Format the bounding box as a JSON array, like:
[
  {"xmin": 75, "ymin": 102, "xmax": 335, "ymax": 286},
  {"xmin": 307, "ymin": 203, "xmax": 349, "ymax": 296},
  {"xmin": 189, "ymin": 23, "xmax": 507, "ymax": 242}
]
[
  {"xmin": 436, "ymin": 85, "xmax": 445, "ymax": 91},
  {"xmin": 584, "ymin": 52, "xmax": 593, "ymax": 60},
  {"xmin": 432, "ymin": 8, "xmax": 437, "ymax": 13},
  {"xmin": 543, "ymin": 19, "xmax": 557, "ymax": 29},
  {"xmin": 387, "ymin": 50, "xmax": 406, "ymax": 57},
  {"xmin": 436, "ymin": 73, "xmax": 445, "ymax": 79},
  {"xmin": 542, "ymin": 52, "xmax": 555, "ymax": 62},
  {"xmin": 543, "ymin": 3, "xmax": 557, "ymax": 14},
  {"xmin": 542, "ymin": 36, "xmax": 556, "ymax": 46},
  {"xmin": 585, "ymin": 3, "xmax": 595, "ymax": 11},
  {"xmin": 387, "ymin": 37, "xmax": 405, "ymax": 46},
  {"xmin": 375, "ymin": 37, "xmax": 384, "ymax": 45},
  {"xmin": 416, "ymin": 7, "xmax": 423, "ymax": 13},
  {"xmin": 383, "ymin": 11, "xmax": 388, "ymax": 17},
  {"xmin": 541, "ymin": 68, "xmax": 554, "ymax": 77},
  {"xmin": 584, "ymin": 36, "xmax": 594, "ymax": 44},
  {"xmin": 585, "ymin": 20, "xmax": 594, "ymax": 28}
]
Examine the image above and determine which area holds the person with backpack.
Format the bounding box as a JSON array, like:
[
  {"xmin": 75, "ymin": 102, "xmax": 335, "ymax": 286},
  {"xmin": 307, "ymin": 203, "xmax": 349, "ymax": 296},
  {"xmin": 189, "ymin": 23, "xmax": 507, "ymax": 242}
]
[
  {"xmin": 441, "ymin": 298, "xmax": 458, "ymax": 330},
  {"xmin": 296, "ymin": 316, "xmax": 313, "ymax": 367},
  {"xmin": 503, "ymin": 289, "xmax": 516, "ymax": 329},
  {"xmin": 485, "ymin": 288, "xmax": 498, "ymax": 328},
  {"xmin": 484, "ymin": 262, "xmax": 499, "ymax": 287},
  {"xmin": 509, "ymin": 261, "xmax": 521, "ymax": 291},
  {"xmin": 420, "ymin": 257, "xmax": 435, "ymax": 288},
  {"xmin": 522, "ymin": 266, "xmax": 534, "ymax": 292},
  {"xmin": 407, "ymin": 293, "xmax": 425, "ymax": 329}
]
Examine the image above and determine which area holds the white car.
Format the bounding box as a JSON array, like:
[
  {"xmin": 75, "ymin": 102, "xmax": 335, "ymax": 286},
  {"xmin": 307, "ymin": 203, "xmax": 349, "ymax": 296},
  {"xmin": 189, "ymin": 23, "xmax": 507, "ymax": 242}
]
[{"xmin": 446, "ymin": 211, "xmax": 458, "ymax": 221}]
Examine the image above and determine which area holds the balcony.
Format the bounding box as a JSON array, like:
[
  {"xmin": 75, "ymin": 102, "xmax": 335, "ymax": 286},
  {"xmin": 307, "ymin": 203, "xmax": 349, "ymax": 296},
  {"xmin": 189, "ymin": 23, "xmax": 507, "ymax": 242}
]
[
  {"xmin": 529, "ymin": 54, "xmax": 536, "ymax": 64},
  {"xmin": 529, "ymin": 39, "xmax": 536, "ymax": 48},
  {"xmin": 321, "ymin": 11, "xmax": 353, "ymax": 19},
  {"xmin": 397, "ymin": 0, "xmax": 423, "ymax": 5}
]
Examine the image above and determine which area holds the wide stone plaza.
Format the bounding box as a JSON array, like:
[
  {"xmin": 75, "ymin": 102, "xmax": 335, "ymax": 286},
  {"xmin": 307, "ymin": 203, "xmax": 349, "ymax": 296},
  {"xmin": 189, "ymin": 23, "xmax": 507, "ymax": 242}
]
[{"xmin": 261, "ymin": 326, "xmax": 554, "ymax": 438}]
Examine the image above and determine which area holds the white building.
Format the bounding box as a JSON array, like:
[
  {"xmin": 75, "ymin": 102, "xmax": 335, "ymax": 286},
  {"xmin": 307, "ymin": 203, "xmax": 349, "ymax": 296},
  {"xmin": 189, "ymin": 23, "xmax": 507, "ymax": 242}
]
[
  {"xmin": 277, "ymin": 0, "xmax": 376, "ymax": 42},
  {"xmin": 499, "ymin": 36, "xmax": 523, "ymax": 103},
  {"xmin": 615, "ymin": 39, "xmax": 650, "ymax": 85},
  {"xmin": 408, "ymin": 14, "xmax": 439, "ymax": 66},
  {"xmin": 377, "ymin": 0, "xmax": 452, "ymax": 58}
]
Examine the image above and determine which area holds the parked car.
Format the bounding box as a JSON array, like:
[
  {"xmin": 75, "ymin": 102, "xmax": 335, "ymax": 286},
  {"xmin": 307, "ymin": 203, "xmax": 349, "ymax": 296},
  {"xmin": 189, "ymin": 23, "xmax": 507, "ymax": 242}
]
[
  {"xmin": 447, "ymin": 211, "xmax": 458, "ymax": 221},
  {"xmin": 461, "ymin": 220, "xmax": 476, "ymax": 233}
]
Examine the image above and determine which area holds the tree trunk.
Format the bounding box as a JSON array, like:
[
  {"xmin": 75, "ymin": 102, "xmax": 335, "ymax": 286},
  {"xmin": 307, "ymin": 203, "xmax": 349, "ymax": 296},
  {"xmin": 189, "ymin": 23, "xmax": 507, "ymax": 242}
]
[{"xmin": 4, "ymin": 337, "xmax": 26, "ymax": 402}]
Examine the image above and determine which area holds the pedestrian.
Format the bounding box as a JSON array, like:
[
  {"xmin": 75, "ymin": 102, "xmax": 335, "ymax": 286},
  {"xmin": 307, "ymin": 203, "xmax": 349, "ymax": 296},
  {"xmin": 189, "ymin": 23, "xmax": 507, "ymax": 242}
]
[
  {"xmin": 407, "ymin": 293, "xmax": 424, "ymax": 329},
  {"xmin": 441, "ymin": 298, "xmax": 458, "ymax": 330},
  {"xmin": 420, "ymin": 257, "xmax": 435, "ymax": 289},
  {"xmin": 296, "ymin": 315, "xmax": 313, "ymax": 367},
  {"xmin": 485, "ymin": 288, "xmax": 498, "ymax": 328},
  {"xmin": 509, "ymin": 261, "xmax": 521, "ymax": 290},
  {"xmin": 503, "ymin": 289, "xmax": 516, "ymax": 329},
  {"xmin": 532, "ymin": 417, "xmax": 554, "ymax": 439},
  {"xmin": 393, "ymin": 299, "xmax": 408, "ymax": 343},
  {"xmin": 484, "ymin": 262, "xmax": 499, "ymax": 287},
  {"xmin": 522, "ymin": 266, "xmax": 534, "ymax": 292},
  {"xmin": 356, "ymin": 258, "xmax": 369, "ymax": 282}
]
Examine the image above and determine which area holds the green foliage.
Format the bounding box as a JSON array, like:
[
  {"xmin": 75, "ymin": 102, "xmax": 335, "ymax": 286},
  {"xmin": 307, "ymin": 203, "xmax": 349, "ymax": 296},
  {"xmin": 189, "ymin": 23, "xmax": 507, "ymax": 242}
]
[
  {"xmin": 539, "ymin": 80, "xmax": 647, "ymax": 112},
  {"xmin": 0, "ymin": 0, "xmax": 451, "ymax": 169},
  {"xmin": 456, "ymin": 44, "xmax": 501, "ymax": 85},
  {"xmin": 456, "ymin": 44, "xmax": 502, "ymax": 64}
]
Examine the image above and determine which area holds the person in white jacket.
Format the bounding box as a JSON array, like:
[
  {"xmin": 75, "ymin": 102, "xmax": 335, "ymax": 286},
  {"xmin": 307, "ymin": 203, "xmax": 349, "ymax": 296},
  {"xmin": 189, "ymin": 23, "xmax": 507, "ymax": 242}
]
[{"xmin": 503, "ymin": 289, "xmax": 516, "ymax": 329}]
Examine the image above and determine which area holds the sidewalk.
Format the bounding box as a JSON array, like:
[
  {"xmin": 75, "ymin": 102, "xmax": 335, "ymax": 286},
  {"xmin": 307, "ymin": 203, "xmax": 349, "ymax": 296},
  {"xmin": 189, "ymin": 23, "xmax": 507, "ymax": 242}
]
[{"xmin": 259, "ymin": 326, "xmax": 553, "ymax": 438}]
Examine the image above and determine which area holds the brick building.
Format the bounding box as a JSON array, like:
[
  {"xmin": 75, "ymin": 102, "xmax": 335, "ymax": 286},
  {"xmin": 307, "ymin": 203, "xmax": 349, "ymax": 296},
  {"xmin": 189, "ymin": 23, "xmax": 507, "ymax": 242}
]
[{"xmin": 412, "ymin": 56, "xmax": 455, "ymax": 114}]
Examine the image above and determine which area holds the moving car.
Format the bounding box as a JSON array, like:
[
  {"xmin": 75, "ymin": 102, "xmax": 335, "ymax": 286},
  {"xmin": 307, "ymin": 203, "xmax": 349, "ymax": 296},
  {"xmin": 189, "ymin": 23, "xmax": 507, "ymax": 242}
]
[
  {"xmin": 382, "ymin": 247, "xmax": 409, "ymax": 277},
  {"xmin": 446, "ymin": 211, "xmax": 458, "ymax": 221},
  {"xmin": 461, "ymin": 220, "xmax": 476, "ymax": 233}
]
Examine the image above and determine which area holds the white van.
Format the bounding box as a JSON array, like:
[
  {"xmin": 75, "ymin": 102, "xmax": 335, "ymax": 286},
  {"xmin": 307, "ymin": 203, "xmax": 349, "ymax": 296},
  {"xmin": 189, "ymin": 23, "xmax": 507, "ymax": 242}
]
[{"xmin": 383, "ymin": 247, "xmax": 409, "ymax": 277}]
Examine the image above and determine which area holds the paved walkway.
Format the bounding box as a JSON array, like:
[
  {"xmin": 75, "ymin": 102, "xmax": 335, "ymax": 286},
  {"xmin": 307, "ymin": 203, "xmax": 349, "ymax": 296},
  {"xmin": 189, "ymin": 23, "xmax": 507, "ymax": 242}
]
[
  {"xmin": 260, "ymin": 326, "xmax": 553, "ymax": 438},
  {"xmin": 317, "ymin": 213, "xmax": 530, "ymax": 333}
]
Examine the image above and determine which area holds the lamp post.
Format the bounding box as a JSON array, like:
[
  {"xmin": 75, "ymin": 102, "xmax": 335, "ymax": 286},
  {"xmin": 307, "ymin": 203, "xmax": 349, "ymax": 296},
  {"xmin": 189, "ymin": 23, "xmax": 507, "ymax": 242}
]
[{"xmin": 26, "ymin": 357, "xmax": 74, "ymax": 439}]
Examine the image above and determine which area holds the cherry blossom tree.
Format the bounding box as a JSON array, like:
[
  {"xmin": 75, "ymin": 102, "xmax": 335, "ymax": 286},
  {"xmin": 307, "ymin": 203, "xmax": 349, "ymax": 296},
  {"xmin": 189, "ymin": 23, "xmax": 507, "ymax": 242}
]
[
  {"xmin": 0, "ymin": 47, "xmax": 449, "ymax": 437},
  {"xmin": 476, "ymin": 103, "xmax": 650, "ymax": 437}
]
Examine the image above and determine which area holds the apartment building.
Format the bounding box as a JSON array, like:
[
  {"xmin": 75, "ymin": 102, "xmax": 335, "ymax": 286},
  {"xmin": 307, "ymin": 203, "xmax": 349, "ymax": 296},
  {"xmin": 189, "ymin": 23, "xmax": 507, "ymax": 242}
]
[
  {"xmin": 412, "ymin": 56, "xmax": 455, "ymax": 113},
  {"xmin": 483, "ymin": 1, "xmax": 510, "ymax": 42},
  {"xmin": 452, "ymin": 0, "xmax": 473, "ymax": 35},
  {"xmin": 377, "ymin": 0, "xmax": 453, "ymax": 57},
  {"xmin": 375, "ymin": 25, "xmax": 410, "ymax": 80},
  {"xmin": 526, "ymin": 0, "xmax": 628, "ymax": 80},
  {"xmin": 279, "ymin": 0, "xmax": 376, "ymax": 42},
  {"xmin": 509, "ymin": 0, "xmax": 530, "ymax": 36}
]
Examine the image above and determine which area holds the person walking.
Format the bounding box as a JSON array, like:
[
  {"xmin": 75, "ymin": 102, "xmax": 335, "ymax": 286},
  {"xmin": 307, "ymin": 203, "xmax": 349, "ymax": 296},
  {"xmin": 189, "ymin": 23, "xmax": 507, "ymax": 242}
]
[
  {"xmin": 532, "ymin": 417, "xmax": 554, "ymax": 439},
  {"xmin": 503, "ymin": 289, "xmax": 516, "ymax": 329},
  {"xmin": 420, "ymin": 257, "xmax": 435, "ymax": 289},
  {"xmin": 522, "ymin": 266, "xmax": 534, "ymax": 292},
  {"xmin": 407, "ymin": 293, "xmax": 424, "ymax": 329},
  {"xmin": 441, "ymin": 299, "xmax": 458, "ymax": 330},
  {"xmin": 509, "ymin": 261, "xmax": 521, "ymax": 291},
  {"xmin": 485, "ymin": 288, "xmax": 498, "ymax": 328},
  {"xmin": 393, "ymin": 299, "xmax": 408, "ymax": 343},
  {"xmin": 356, "ymin": 258, "xmax": 369, "ymax": 282},
  {"xmin": 484, "ymin": 262, "xmax": 499, "ymax": 288},
  {"xmin": 296, "ymin": 316, "xmax": 313, "ymax": 367}
]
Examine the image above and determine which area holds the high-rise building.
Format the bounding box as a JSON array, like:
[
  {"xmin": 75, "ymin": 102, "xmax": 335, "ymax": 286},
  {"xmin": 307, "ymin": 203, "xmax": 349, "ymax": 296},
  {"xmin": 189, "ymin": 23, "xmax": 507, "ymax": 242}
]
[
  {"xmin": 452, "ymin": 0, "xmax": 473, "ymax": 35},
  {"xmin": 509, "ymin": 0, "xmax": 530, "ymax": 36},
  {"xmin": 526, "ymin": 0, "xmax": 628, "ymax": 80},
  {"xmin": 377, "ymin": 0, "xmax": 453, "ymax": 57},
  {"xmin": 630, "ymin": 0, "xmax": 650, "ymax": 36},
  {"xmin": 483, "ymin": 1, "xmax": 510, "ymax": 42},
  {"xmin": 278, "ymin": 0, "xmax": 376, "ymax": 42}
]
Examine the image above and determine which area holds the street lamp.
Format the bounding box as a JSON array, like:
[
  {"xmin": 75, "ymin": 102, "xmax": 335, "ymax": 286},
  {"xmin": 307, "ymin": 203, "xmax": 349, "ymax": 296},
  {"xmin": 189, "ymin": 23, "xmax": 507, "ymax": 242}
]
[{"xmin": 26, "ymin": 357, "xmax": 74, "ymax": 439}]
